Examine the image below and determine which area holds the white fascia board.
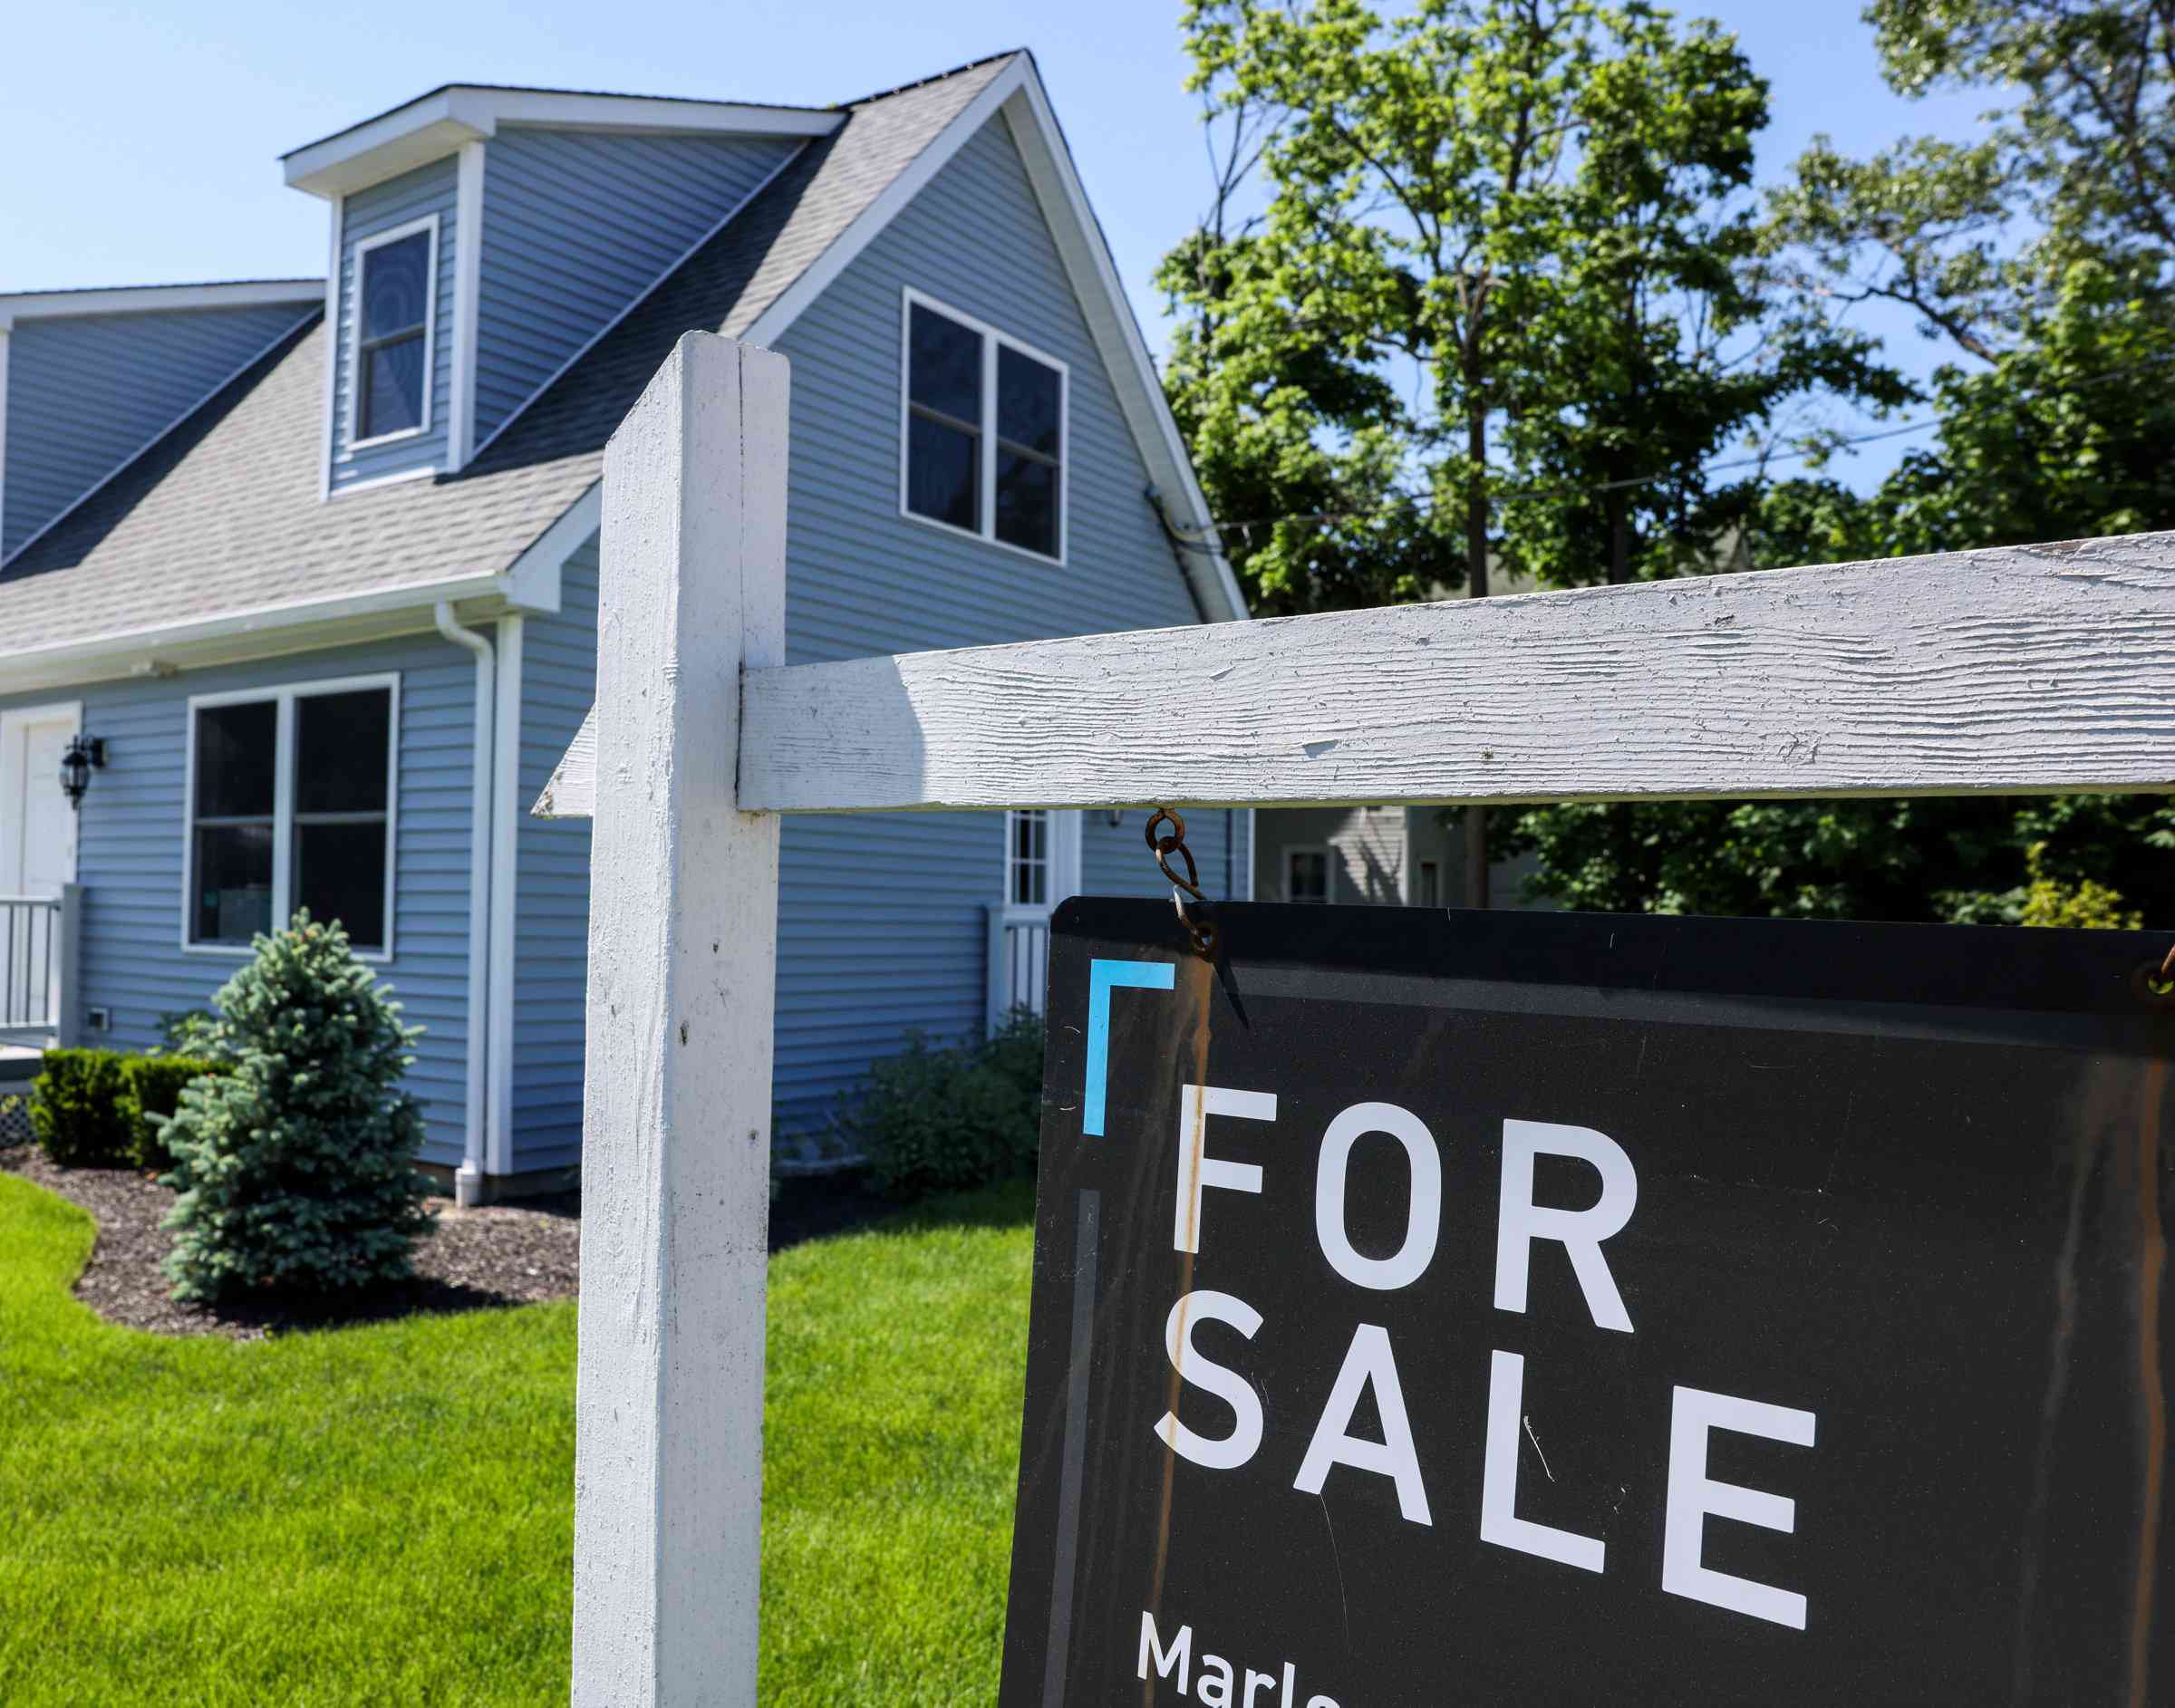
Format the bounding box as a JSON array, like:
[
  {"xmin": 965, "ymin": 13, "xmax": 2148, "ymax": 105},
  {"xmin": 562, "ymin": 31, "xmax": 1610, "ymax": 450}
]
[
  {"xmin": 485, "ymin": 89, "xmax": 838, "ymax": 139},
  {"xmin": 285, "ymin": 85, "xmax": 839, "ymax": 199},
  {"xmin": 0, "ymin": 572, "xmax": 531, "ymax": 697},
  {"xmin": 0, "ymin": 279, "xmax": 324, "ymax": 330},
  {"xmin": 998, "ymin": 72, "xmax": 1249, "ymax": 625},
  {"xmin": 504, "ymin": 483, "xmax": 593, "ymax": 613},
  {"xmin": 740, "ymin": 56, "xmax": 1031, "ymax": 351}
]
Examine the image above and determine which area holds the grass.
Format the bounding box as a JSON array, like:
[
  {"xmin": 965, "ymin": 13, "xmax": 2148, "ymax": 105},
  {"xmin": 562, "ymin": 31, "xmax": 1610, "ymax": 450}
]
[{"xmin": 0, "ymin": 1169, "xmax": 1035, "ymax": 1706}]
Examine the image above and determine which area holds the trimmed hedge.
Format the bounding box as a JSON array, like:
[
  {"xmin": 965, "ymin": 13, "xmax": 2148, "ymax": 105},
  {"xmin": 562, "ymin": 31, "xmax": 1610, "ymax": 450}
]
[
  {"xmin": 119, "ymin": 1056, "xmax": 230, "ymax": 1171},
  {"xmin": 29, "ymin": 1049, "xmax": 231, "ymax": 1170},
  {"xmin": 29, "ymin": 1049, "xmax": 132, "ymax": 1167},
  {"xmin": 852, "ymin": 1011, "xmax": 1046, "ymax": 1199}
]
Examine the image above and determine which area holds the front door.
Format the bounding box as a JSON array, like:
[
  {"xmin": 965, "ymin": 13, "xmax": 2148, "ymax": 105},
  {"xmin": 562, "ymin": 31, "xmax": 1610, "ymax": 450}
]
[{"xmin": 2, "ymin": 707, "xmax": 80, "ymax": 1029}]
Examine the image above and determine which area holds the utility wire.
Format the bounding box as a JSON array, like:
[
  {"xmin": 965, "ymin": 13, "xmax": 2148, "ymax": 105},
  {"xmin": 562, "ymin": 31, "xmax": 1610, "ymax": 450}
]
[{"xmin": 1156, "ymin": 346, "xmax": 2175, "ymax": 554}]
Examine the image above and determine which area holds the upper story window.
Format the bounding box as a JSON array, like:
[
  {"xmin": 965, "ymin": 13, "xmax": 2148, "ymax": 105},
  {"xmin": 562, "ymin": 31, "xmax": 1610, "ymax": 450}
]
[
  {"xmin": 901, "ymin": 290, "xmax": 1067, "ymax": 563},
  {"xmin": 352, "ymin": 217, "xmax": 437, "ymax": 446},
  {"xmin": 186, "ymin": 678, "xmax": 398, "ymax": 955}
]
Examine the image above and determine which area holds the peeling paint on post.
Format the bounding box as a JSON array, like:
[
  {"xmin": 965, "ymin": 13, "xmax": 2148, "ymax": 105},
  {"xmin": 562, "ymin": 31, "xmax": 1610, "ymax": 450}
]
[{"xmin": 573, "ymin": 333, "xmax": 787, "ymax": 1707}]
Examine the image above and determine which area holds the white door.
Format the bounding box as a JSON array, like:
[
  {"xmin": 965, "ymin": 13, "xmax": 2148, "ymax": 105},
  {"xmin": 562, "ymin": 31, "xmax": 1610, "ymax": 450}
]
[
  {"xmin": 10, "ymin": 719, "xmax": 77, "ymax": 895},
  {"xmin": 1, "ymin": 709, "xmax": 80, "ymax": 1030}
]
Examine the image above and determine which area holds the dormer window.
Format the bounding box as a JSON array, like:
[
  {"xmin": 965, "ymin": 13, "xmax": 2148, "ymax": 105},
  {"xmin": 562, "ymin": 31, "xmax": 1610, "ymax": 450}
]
[
  {"xmin": 352, "ymin": 217, "xmax": 437, "ymax": 445},
  {"xmin": 900, "ymin": 289, "xmax": 1067, "ymax": 563}
]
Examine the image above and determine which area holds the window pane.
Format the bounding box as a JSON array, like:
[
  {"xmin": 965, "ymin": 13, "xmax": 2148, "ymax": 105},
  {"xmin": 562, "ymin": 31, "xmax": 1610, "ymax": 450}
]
[
  {"xmin": 1290, "ymin": 851, "xmax": 1329, "ymax": 903},
  {"xmin": 362, "ymin": 335, "xmax": 426, "ymax": 439},
  {"xmin": 362, "ymin": 232, "xmax": 430, "ymax": 338},
  {"xmin": 907, "ymin": 413, "xmax": 978, "ymax": 530},
  {"xmin": 296, "ymin": 690, "xmax": 392, "ymax": 815},
  {"xmin": 196, "ymin": 701, "xmax": 276, "ymax": 818},
  {"xmin": 997, "ymin": 347, "xmax": 1060, "ymax": 456},
  {"xmin": 295, "ymin": 821, "xmax": 388, "ymax": 950},
  {"xmin": 908, "ymin": 304, "xmax": 981, "ymax": 422},
  {"xmin": 995, "ymin": 451, "xmax": 1058, "ymax": 557},
  {"xmin": 194, "ymin": 825, "xmax": 274, "ymax": 944}
]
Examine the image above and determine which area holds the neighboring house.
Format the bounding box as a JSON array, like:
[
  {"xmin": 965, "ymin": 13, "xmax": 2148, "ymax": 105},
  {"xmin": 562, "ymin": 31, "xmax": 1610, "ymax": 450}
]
[
  {"xmin": 1253, "ymin": 806, "xmax": 1543, "ymax": 909},
  {"xmin": 0, "ymin": 52, "xmax": 1253, "ymax": 1198}
]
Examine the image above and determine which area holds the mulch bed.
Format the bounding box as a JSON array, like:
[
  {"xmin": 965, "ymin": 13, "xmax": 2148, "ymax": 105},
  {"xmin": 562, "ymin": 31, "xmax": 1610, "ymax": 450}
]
[{"xmin": 0, "ymin": 1142, "xmax": 890, "ymax": 1342}]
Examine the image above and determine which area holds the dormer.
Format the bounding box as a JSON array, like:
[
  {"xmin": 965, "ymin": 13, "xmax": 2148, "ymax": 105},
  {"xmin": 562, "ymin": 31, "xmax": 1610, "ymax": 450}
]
[
  {"xmin": 282, "ymin": 84, "xmax": 842, "ymax": 494},
  {"xmin": 0, "ymin": 280, "xmax": 320, "ymax": 562}
]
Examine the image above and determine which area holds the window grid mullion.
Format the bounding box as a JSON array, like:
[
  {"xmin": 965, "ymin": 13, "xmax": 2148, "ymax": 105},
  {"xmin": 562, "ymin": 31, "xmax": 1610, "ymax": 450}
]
[
  {"xmin": 272, "ymin": 693, "xmax": 296, "ymax": 930},
  {"xmin": 979, "ymin": 329, "xmax": 998, "ymax": 539}
]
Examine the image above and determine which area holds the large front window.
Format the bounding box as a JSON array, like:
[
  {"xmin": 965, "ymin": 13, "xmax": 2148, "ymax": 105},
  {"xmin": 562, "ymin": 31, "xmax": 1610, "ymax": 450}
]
[
  {"xmin": 353, "ymin": 220, "xmax": 435, "ymax": 444},
  {"xmin": 902, "ymin": 292, "xmax": 1067, "ymax": 561},
  {"xmin": 187, "ymin": 680, "xmax": 396, "ymax": 952}
]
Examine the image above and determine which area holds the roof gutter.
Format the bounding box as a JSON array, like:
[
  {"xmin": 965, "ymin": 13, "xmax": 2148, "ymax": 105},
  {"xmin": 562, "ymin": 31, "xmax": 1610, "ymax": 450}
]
[
  {"xmin": 0, "ymin": 565, "xmax": 561, "ymax": 697},
  {"xmin": 434, "ymin": 602, "xmax": 495, "ymax": 1208}
]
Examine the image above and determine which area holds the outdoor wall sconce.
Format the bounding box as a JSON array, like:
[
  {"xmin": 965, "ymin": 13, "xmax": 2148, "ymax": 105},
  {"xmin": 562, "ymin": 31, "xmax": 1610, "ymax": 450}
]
[
  {"xmin": 60, "ymin": 735, "xmax": 105, "ymax": 810},
  {"xmin": 1104, "ymin": 809, "xmax": 1125, "ymax": 829}
]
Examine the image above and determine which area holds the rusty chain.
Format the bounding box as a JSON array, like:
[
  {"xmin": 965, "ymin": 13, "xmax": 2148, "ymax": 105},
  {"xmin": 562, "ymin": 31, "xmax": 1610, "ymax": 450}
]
[{"xmin": 1145, "ymin": 807, "xmax": 1218, "ymax": 958}]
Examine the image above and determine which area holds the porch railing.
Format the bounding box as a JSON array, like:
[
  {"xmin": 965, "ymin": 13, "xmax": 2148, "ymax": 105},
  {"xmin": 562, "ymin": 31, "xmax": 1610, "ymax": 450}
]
[
  {"xmin": 0, "ymin": 887, "xmax": 81, "ymax": 1048},
  {"xmin": 983, "ymin": 902, "xmax": 1051, "ymax": 1033}
]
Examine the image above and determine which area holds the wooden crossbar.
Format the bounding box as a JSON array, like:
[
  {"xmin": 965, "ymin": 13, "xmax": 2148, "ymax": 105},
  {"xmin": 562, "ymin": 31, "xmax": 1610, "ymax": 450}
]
[{"xmin": 536, "ymin": 531, "xmax": 2175, "ymax": 822}]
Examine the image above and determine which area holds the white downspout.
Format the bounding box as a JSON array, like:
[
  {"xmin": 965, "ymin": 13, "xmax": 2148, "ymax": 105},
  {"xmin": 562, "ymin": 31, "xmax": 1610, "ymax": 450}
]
[{"xmin": 435, "ymin": 601, "xmax": 493, "ymax": 1207}]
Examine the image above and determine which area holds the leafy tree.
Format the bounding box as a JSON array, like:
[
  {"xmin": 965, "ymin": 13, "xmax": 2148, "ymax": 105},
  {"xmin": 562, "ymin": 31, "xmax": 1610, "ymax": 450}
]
[
  {"xmin": 1506, "ymin": 3, "xmax": 2175, "ymax": 925},
  {"xmin": 160, "ymin": 912, "xmax": 434, "ymax": 1302},
  {"xmin": 1163, "ymin": 0, "xmax": 1903, "ymax": 902}
]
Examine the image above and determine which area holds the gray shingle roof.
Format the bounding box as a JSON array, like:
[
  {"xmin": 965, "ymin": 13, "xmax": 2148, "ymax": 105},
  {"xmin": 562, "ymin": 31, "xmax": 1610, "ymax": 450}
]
[{"xmin": 0, "ymin": 53, "xmax": 1015, "ymax": 657}]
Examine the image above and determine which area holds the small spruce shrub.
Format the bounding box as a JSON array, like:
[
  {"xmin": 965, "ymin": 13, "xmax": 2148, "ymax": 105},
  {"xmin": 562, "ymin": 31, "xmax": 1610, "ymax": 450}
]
[
  {"xmin": 119, "ymin": 1056, "xmax": 230, "ymax": 1171},
  {"xmin": 29, "ymin": 1048, "xmax": 132, "ymax": 1166},
  {"xmin": 852, "ymin": 1010, "xmax": 1046, "ymax": 1200},
  {"xmin": 160, "ymin": 912, "xmax": 435, "ymax": 1302}
]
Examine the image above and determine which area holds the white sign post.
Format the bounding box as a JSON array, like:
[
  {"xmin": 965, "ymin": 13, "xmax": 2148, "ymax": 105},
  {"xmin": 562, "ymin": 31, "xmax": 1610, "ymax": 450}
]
[
  {"xmin": 573, "ymin": 334, "xmax": 788, "ymax": 1707},
  {"xmin": 554, "ymin": 332, "xmax": 2175, "ymax": 1706}
]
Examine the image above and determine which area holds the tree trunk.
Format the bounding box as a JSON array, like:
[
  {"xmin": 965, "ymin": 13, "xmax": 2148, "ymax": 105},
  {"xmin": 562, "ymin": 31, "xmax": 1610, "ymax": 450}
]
[{"xmin": 1464, "ymin": 401, "xmax": 1490, "ymax": 910}]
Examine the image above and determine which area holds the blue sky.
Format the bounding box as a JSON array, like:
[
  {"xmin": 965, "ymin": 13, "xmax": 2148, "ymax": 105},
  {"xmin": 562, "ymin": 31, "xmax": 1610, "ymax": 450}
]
[{"xmin": 8, "ymin": 0, "xmax": 1994, "ymax": 488}]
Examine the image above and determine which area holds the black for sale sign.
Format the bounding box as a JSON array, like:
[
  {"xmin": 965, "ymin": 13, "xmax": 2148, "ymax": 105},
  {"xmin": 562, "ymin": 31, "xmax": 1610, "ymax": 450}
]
[{"xmin": 997, "ymin": 900, "xmax": 2173, "ymax": 1706}]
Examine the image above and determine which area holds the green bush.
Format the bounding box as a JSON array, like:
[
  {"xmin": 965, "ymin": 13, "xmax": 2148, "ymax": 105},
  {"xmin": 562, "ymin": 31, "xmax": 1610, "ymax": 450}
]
[
  {"xmin": 853, "ymin": 1010, "xmax": 1046, "ymax": 1200},
  {"xmin": 160, "ymin": 912, "xmax": 435, "ymax": 1302},
  {"xmin": 29, "ymin": 1048, "xmax": 132, "ymax": 1167},
  {"xmin": 119, "ymin": 1056, "xmax": 230, "ymax": 1172}
]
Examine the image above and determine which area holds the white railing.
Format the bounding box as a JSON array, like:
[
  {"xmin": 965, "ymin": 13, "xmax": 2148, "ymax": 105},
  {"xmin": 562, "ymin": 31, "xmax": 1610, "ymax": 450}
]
[
  {"xmin": 0, "ymin": 887, "xmax": 79, "ymax": 1047},
  {"xmin": 533, "ymin": 334, "xmax": 2175, "ymax": 1708},
  {"xmin": 984, "ymin": 902, "xmax": 1051, "ymax": 1032}
]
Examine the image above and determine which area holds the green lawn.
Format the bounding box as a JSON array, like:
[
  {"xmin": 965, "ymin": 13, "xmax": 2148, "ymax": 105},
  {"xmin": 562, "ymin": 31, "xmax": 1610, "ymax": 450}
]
[{"xmin": 0, "ymin": 1169, "xmax": 1034, "ymax": 1705}]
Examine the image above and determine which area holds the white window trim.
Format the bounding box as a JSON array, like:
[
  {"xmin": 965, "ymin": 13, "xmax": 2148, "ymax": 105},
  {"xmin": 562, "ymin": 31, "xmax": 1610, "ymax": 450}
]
[
  {"xmin": 1001, "ymin": 807, "xmax": 1082, "ymax": 910},
  {"xmin": 1284, "ymin": 843, "xmax": 1334, "ymax": 905},
  {"xmin": 898, "ymin": 285, "xmax": 1068, "ymax": 568},
  {"xmin": 344, "ymin": 212, "xmax": 440, "ymax": 454},
  {"xmin": 179, "ymin": 671, "xmax": 401, "ymax": 962}
]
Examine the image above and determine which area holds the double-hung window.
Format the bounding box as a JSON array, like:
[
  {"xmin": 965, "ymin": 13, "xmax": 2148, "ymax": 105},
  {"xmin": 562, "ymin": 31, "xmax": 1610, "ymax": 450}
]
[
  {"xmin": 186, "ymin": 678, "xmax": 398, "ymax": 955},
  {"xmin": 1006, "ymin": 809, "xmax": 1050, "ymax": 907},
  {"xmin": 902, "ymin": 290, "xmax": 1067, "ymax": 562},
  {"xmin": 352, "ymin": 217, "xmax": 436, "ymax": 445}
]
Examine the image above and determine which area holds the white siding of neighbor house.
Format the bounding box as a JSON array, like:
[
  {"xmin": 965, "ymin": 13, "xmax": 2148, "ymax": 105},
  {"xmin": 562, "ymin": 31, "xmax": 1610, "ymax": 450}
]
[
  {"xmin": 501, "ymin": 111, "xmax": 1242, "ymax": 1167},
  {"xmin": 1255, "ymin": 806, "xmax": 1409, "ymax": 904},
  {"xmin": 330, "ymin": 158, "xmax": 459, "ymax": 491},
  {"xmin": 0, "ymin": 637, "xmax": 478, "ymax": 1166}
]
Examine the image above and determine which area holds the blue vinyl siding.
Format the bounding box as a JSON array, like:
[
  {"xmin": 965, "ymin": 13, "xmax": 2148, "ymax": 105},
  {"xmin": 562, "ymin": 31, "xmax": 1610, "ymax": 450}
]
[
  {"xmin": 498, "ymin": 111, "xmax": 1237, "ymax": 1169},
  {"xmin": 510, "ymin": 541, "xmax": 599, "ymax": 1174},
  {"xmin": 331, "ymin": 159, "xmax": 458, "ymax": 491},
  {"xmin": 2, "ymin": 303, "xmax": 314, "ymax": 559},
  {"xmin": 760, "ymin": 111, "xmax": 1219, "ymax": 1138},
  {"xmin": 0, "ymin": 636, "xmax": 478, "ymax": 1166},
  {"xmin": 473, "ymin": 129, "xmax": 800, "ymax": 448}
]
